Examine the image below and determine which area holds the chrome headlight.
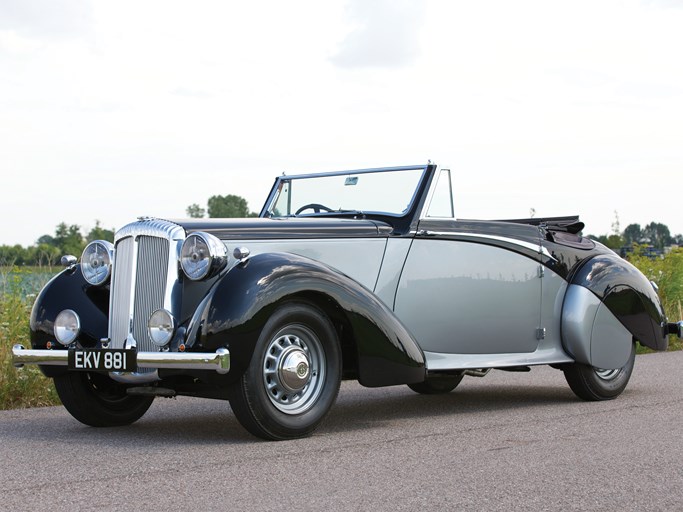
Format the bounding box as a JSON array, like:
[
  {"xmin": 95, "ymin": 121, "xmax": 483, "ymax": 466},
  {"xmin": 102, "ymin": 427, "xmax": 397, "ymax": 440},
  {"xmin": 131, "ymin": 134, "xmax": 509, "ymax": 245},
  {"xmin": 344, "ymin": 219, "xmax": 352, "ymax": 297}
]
[
  {"xmin": 81, "ymin": 240, "xmax": 114, "ymax": 286},
  {"xmin": 180, "ymin": 232, "xmax": 228, "ymax": 281},
  {"xmin": 148, "ymin": 309, "xmax": 175, "ymax": 347},
  {"xmin": 54, "ymin": 309, "xmax": 80, "ymax": 346}
]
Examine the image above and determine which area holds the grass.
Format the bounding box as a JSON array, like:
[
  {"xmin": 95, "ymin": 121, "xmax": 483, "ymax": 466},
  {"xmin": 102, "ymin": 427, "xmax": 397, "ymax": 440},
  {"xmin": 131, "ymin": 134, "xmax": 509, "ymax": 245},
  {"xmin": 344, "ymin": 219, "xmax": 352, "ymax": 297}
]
[
  {"xmin": 0, "ymin": 267, "xmax": 60, "ymax": 409},
  {"xmin": 627, "ymin": 247, "xmax": 683, "ymax": 353}
]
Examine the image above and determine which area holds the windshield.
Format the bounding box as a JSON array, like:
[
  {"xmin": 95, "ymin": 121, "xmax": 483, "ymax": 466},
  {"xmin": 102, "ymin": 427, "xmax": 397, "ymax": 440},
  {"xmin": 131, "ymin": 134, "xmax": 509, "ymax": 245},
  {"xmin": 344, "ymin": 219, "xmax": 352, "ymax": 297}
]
[{"xmin": 266, "ymin": 167, "xmax": 426, "ymax": 218}]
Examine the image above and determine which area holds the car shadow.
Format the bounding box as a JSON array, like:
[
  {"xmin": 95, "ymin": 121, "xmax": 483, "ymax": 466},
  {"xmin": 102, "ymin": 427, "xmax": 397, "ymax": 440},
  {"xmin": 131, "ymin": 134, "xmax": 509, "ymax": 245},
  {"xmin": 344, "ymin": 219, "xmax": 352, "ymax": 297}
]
[
  {"xmin": 320, "ymin": 381, "xmax": 578, "ymax": 435},
  {"xmin": 5, "ymin": 380, "xmax": 584, "ymax": 446}
]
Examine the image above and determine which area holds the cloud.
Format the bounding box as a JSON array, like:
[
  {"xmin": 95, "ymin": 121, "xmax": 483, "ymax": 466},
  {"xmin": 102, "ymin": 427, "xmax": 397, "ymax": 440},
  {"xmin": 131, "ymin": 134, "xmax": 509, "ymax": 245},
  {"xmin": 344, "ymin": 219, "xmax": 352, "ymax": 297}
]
[
  {"xmin": 0, "ymin": 0, "xmax": 92, "ymax": 40},
  {"xmin": 172, "ymin": 87, "xmax": 215, "ymax": 99},
  {"xmin": 330, "ymin": 0, "xmax": 424, "ymax": 69}
]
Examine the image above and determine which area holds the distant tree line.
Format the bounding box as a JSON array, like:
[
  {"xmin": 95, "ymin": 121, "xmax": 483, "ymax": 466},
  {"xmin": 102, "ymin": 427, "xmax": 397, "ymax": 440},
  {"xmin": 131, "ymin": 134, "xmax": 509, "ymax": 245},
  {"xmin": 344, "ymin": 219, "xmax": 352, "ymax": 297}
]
[
  {"xmin": 588, "ymin": 220, "xmax": 682, "ymax": 253},
  {"xmin": 0, "ymin": 195, "xmax": 257, "ymax": 267},
  {"xmin": 185, "ymin": 194, "xmax": 258, "ymax": 219},
  {"xmin": 0, "ymin": 221, "xmax": 115, "ymax": 267}
]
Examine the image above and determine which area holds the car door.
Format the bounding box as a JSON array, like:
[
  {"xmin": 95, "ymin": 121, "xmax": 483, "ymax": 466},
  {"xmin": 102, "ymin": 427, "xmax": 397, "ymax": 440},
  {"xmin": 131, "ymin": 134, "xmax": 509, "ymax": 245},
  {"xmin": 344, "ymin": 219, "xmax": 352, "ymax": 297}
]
[{"xmin": 393, "ymin": 220, "xmax": 543, "ymax": 357}]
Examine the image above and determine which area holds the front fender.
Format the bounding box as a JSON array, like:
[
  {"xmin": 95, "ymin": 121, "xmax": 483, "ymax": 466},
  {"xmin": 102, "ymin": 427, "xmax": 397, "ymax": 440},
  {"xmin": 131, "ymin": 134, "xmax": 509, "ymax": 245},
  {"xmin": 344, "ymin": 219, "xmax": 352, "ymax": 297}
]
[
  {"xmin": 29, "ymin": 265, "xmax": 109, "ymax": 376},
  {"xmin": 563, "ymin": 254, "xmax": 668, "ymax": 368},
  {"xmin": 190, "ymin": 252, "xmax": 425, "ymax": 387}
]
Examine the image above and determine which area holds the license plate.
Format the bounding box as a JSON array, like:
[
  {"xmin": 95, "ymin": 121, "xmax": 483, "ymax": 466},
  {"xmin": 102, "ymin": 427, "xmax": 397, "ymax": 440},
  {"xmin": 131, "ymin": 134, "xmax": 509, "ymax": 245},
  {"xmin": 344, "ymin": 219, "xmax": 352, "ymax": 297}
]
[{"xmin": 68, "ymin": 349, "xmax": 136, "ymax": 372}]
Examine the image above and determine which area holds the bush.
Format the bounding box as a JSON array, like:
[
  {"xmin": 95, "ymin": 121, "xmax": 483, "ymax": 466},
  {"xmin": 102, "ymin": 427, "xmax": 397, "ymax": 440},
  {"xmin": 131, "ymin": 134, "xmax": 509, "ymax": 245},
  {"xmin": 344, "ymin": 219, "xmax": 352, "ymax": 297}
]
[
  {"xmin": 0, "ymin": 267, "xmax": 60, "ymax": 409},
  {"xmin": 627, "ymin": 246, "xmax": 683, "ymax": 352}
]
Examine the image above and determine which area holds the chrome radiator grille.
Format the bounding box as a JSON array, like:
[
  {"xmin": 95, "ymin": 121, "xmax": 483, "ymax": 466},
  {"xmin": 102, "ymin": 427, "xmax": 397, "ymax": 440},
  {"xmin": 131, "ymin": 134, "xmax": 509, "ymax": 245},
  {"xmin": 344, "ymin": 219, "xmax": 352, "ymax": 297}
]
[{"xmin": 109, "ymin": 219, "xmax": 184, "ymax": 353}]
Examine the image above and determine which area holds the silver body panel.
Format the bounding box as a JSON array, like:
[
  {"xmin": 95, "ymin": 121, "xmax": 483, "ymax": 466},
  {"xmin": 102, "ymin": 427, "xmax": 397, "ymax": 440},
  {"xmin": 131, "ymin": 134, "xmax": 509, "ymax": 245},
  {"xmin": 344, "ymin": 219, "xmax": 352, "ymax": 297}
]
[
  {"xmin": 374, "ymin": 238, "xmax": 413, "ymax": 307},
  {"xmin": 424, "ymin": 346, "xmax": 573, "ymax": 371},
  {"xmin": 561, "ymin": 284, "xmax": 633, "ymax": 369},
  {"xmin": 224, "ymin": 238, "xmax": 388, "ymax": 291},
  {"xmin": 394, "ymin": 239, "xmax": 542, "ymax": 355}
]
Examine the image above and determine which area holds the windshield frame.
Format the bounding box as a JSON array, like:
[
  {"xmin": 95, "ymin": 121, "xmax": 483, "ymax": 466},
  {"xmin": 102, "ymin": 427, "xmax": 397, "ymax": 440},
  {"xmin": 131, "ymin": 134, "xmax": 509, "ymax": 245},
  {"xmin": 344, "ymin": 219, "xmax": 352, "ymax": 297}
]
[{"xmin": 260, "ymin": 164, "xmax": 431, "ymax": 221}]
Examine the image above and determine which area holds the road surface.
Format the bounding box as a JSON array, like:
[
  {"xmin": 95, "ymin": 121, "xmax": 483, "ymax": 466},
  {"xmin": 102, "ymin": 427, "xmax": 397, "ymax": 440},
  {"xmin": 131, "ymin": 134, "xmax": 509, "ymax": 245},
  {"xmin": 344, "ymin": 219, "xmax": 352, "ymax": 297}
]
[{"xmin": 2, "ymin": 351, "xmax": 682, "ymax": 511}]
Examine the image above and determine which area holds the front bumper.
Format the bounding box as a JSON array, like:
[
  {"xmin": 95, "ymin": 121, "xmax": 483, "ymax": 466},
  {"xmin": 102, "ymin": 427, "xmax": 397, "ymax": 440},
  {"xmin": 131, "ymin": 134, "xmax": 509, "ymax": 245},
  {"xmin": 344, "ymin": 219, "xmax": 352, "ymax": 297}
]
[{"xmin": 12, "ymin": 345, "xmax": 230, "ymax": 374}]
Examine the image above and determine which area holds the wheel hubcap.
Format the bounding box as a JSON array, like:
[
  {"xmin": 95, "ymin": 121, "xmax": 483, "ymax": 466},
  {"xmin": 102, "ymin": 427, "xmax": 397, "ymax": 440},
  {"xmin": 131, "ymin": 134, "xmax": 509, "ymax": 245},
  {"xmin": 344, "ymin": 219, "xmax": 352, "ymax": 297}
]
[
  {"xmin": 595, "ymin": 368, "xmax": 620, "ymax": 381},
  {"xmin": 262, "ymin": 326, "xmax": 325, "ymax": 414},
  {"xmin": 278, "ymin": 347, "xmax": 310, "ymax": 392}
]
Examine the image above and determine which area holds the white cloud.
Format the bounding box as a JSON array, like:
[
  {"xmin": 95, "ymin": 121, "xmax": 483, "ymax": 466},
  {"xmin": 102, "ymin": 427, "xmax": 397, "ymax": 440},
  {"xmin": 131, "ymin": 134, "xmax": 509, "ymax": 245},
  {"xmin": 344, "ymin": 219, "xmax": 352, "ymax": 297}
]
[
  {"xmin": 330, "ymin": 0, "xmax": 425, "ymax": 68},
  {"xmin": 0, "ymin": 0, "xmax": 92, "ymax": 39}
]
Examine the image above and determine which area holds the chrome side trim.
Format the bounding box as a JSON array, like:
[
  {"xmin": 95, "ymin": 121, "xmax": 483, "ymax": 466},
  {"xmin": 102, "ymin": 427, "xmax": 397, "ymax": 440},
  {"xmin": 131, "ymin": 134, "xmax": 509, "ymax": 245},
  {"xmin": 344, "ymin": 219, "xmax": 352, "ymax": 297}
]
[
  {"xmin": 420, "ymin": 230, "xmax": 555, "ymax": 259},
  {"xmin": 12, "ymin": 345, "xmax": 230, "ymax": 374}
]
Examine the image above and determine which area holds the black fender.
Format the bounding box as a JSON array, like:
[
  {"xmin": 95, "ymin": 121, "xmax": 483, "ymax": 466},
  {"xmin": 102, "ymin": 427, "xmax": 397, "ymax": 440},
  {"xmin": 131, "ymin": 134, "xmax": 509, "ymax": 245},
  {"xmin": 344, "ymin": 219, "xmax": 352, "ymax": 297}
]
[
  {"xmin": 188, "ymin": 252, "xmax": 426, "ymax": 387},
  {"xmin": 29, "ymin": 265, "xmax": 110, "ymax": 377},
  {"xmin": 569, "ymin": 254, "xmax": 668, "ymax": 352}
]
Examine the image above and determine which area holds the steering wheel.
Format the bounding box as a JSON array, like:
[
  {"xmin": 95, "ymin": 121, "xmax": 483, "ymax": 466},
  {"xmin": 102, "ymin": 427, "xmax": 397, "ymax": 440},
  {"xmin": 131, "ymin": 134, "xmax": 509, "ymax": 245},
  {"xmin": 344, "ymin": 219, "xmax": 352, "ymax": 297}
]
[{"xmin": 295, "ymin": 203, "xmax": 334, "ymax": 215}]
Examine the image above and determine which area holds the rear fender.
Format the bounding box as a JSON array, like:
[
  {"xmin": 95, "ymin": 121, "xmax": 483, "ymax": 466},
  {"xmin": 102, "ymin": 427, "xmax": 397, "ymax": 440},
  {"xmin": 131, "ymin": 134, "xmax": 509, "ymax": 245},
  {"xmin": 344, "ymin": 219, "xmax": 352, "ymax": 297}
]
[
  {"xmin": 562, "ymin": 254, "xmax": 668, "ymax": 368},
  {"xmin": 191, "ymin": 252, "xmax": 425, "ymax": 387}
]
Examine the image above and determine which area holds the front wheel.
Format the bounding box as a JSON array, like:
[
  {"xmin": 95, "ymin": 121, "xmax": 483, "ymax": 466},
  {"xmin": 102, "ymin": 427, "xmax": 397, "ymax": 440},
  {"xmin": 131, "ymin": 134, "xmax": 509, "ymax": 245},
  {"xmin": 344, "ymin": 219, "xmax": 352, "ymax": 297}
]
[
  {"xmin": 229, "ymin": 301, "xmax": 342, "ymax": 440},
  {"xmin": 563, "ymin": 343, "xmax": 636, "ymax": 401},
  {"xmin": 53, "ymin": 372, "xmax": 154, "ymax": 426}
]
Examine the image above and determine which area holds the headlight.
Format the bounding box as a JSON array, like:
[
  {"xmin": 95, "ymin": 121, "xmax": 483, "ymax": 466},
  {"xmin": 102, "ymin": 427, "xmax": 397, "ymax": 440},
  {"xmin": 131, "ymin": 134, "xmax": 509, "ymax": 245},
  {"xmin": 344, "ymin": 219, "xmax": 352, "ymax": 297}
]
[
  {"xmin": 54, "ymin": 309, "xmax": 80, "ymax": 346},
  {"xmin": 180, "ymin": 232, "xmax": 228, "ymax": 281},
  {"xmin": 148, "ymin": 309, "xmax": 175, "ymax": 347},
  {"xmin": 81, "ymin": 240, "xmax": 114, "ymax": 285}
]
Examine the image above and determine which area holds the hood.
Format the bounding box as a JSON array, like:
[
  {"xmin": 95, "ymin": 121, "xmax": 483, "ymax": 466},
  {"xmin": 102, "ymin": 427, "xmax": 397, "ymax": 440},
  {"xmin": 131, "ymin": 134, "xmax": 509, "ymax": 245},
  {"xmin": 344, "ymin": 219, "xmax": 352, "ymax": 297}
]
[{"xmin": 168, "ymin": 217, "xmax": 394, "ymax": 240}]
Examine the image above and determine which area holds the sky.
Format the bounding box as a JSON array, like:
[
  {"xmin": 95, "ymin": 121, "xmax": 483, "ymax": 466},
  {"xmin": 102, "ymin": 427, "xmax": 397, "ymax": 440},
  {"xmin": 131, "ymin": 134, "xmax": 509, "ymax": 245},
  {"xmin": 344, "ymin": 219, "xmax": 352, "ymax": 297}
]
[{"xmin": 1, "ymin": 0, "xmax": 682, "ymax": 247}]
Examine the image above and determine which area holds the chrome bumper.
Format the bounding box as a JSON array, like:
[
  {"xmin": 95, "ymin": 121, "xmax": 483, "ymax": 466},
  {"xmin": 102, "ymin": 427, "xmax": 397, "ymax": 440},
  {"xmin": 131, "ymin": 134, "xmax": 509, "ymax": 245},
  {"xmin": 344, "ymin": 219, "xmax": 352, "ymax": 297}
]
[
  {"xmin": 666, "ymin": 321, "xmax": 683, "ymax": 339},
  {"xmin": 12, "ymin": 345, "xmax": 230, "ymax": 374}
]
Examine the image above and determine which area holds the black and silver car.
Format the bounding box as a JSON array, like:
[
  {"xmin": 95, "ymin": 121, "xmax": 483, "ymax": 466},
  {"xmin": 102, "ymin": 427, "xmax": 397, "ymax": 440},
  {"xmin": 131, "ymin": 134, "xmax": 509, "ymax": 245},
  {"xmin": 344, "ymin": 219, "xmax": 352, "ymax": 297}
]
[{"xmin": 13, "ymin": 163, "xmax": 683, "ymax": 440}]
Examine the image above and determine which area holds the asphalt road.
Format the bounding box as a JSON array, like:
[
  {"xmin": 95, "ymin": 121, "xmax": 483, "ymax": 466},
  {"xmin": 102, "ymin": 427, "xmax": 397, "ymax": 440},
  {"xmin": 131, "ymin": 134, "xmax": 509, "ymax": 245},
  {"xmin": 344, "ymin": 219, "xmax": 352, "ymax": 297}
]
[{"xmin": 2, "ymin": 351, "xmax": 682, "ymax": 511}]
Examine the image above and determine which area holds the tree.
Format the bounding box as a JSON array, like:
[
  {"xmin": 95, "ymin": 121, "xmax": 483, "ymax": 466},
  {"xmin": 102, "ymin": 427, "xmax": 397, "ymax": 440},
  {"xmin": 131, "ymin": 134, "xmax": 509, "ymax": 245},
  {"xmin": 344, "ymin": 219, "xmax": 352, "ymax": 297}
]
[
  {"xmin": 623, "ymin": 224, "xmax": 642, "ymax": 246},
  {"xmin": 0, "ymin": 244, "xmax": 26, "ymax": 266},
  {"xmin": 29, "ymin": 243, "xmax": 61, "ymax": 267},
  {"xmin": 52, "ymin": 223, "xmax": 85, "ymax": 256},
  {"xmin": 86, "ymin": 220, "xmax": 115, "ymax": 243},
  {"xmin": 589, "ymin": 234, "xmax": 623, "ymax": 250},
  {"xmin": 642, "ymin": 222, "xmax": 671, "ymax": 250},
  {"xmin": 207, "ymin": 194, "xmax": 251, "ymax": 218},
  {"xmin": 186, "ymin": 203, "xmax": 206, "ymax": 218}
]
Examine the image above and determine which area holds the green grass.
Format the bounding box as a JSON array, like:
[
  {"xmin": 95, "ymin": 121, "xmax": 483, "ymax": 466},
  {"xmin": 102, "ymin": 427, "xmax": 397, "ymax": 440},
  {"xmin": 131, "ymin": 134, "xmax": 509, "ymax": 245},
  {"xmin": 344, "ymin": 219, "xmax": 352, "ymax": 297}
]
[
  {"xmin": 0, "ymin": 267, "xmax": 60, "ymax": 409},
  {"xmin": 627, "ymin": 247, "xmax": 683, "ymax": 353}
]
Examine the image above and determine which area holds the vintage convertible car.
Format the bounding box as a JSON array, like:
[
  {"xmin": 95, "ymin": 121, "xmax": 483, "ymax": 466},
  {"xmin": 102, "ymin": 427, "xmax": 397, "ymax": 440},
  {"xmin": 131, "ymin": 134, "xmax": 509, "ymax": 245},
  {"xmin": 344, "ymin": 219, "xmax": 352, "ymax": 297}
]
[{"xmin": 13, "ymin": 163, "xmax": 683, "ymax": 440}]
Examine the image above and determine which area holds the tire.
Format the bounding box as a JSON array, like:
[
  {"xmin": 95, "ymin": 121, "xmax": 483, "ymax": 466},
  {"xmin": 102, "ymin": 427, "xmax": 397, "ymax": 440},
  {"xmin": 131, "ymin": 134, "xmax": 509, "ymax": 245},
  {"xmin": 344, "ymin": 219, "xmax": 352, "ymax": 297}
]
[
  {"xmin": 53, "ymin": 371, "xmax": 154, "ymax": 427},
  {"xmin": 408, "ymin": 373, "xmax": 464, "ymax": 395},
  {"xmin": 229, "ymin": 301, "xmax": 342, "ymax": 440},
  {"xmin": 563, "ymin": 343, "xmax": 636, "ymax": 401}
]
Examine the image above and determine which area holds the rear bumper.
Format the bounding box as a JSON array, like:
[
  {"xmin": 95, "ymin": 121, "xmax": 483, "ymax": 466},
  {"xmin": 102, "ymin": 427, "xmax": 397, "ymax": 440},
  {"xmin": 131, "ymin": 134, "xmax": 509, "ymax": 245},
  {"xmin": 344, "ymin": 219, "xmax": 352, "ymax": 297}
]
[
  {"xmin": 12, "ymin": 345, "xmax": 230, "ymax": 374},
  {"xmin": 666, "ymin": 322, "xmax": 683, "ymax": 338}
]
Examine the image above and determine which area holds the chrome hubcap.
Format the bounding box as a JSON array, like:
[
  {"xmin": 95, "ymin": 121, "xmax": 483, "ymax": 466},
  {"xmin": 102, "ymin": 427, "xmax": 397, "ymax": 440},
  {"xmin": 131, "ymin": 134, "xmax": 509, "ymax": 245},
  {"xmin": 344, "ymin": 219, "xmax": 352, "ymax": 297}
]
[
  {"xmin": 278, "ymin": 347, "xmax": 311, "ymax": 392},
  {"xmin": 262, "ymin": 325, "xmax": 325, "ymax": 414},
  {"xmin": 595, "ymin": 368, "xmax": 620, "ymax": 381}
]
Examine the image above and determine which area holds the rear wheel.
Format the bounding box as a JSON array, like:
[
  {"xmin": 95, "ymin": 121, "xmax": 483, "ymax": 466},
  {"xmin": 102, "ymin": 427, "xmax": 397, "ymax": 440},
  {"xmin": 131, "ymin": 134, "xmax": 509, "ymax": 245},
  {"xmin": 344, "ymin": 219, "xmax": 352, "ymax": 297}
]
[
  {"xmin": 229, "ymin": 301, "xmax": 342, "ymax": 440},
  {"xmin": 408, "ymin": 374, "xmax": 464, "ymax": 395},
  {"xmin": 53, "ymin": 371, "xmax": 154, "ymax": 426},
  {"xmin": 563, "ymin": 343, "xmax": 636, "ymax": 401}
]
